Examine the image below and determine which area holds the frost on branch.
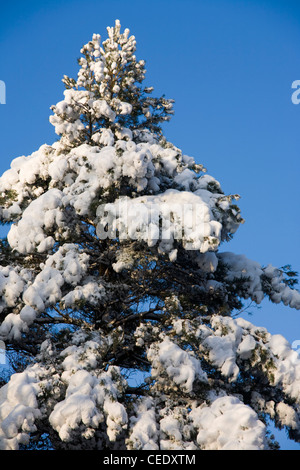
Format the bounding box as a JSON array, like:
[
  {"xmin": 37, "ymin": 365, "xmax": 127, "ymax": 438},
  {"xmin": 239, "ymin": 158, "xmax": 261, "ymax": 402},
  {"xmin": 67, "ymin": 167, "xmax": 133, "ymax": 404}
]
[{"xmin": 0, "ymin": 20, "xmax": 299, "ymax": 450}]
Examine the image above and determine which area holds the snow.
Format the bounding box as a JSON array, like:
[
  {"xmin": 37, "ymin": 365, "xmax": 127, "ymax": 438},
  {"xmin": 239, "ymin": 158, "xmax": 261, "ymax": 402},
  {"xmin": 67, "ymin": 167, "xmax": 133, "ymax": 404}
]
[
  {"xmin": 1, "ymin": 289, "xmax": 300, "ymax": 449},
  {"xmin": 0, "ymin": 367, "xmax": 41, "ymax": 450},
  {"xmin": 0, "ymin": 18, "xmax": 299, "ymax": 451},
  {"xmin": 0, "ymin": 313, "xmax": 29, "ymax": 341},
  {"xmin": 0, "ymin": 244, "xmax": 91, "ymax": 341},
  {"xmin": 267, "ymin": 335, "xmax": 300, "ymax": 401},
  {"xmin": 197, "ymin": 314, "xmax": 300, "ymax": 402},
  {"xmin": 237, "ymin": 334, "xmax": 257, "ymax": 360},
  {"xmin": 23, "ymin": 267, "xmax": 63, "ymax": 312},
  {"xmin": 92, "ymin": 128, "xmax": 115, "ymax": 146},
  {"xmin": 218, "ymin": 252, "xmax": 265, "ymax": 304},
  {"xmin": 46, "ymin": 243, "xmax": 90, "ymax": 286},
  {"xmin": 276, "ymin": 402, "xmax": 298, "ymax": 429},
  {"xmin": 49, "ymin": 370, "xmax": 105, "ymax": 442},
  {"xmin": 7, "ymin": 188, "xmax": 64, "ymax": 254},
  {"xmin": 218, "ymin": 252, "xmax": 300, "ymax": 309},
  {"xmin": 62, "ymin": 281, "xmax": 106, "ymax": 308},
  {"xmin": 147, "ymin": 337, "xmax": 207, "ymax": 393},
  {"xmin": 92, "ymin": 99, "xmax": 116, "ymax": 121},
  {"xmin": 49, "ymin": 340, "xmax": 128, "ymax": 445},
  {"xmin": 0, "ymin": 135, "xmax": 242, "ymax": 253},
  {"xmin": 160, "ymin": 414, "xmax": 195, "ymax": 450},
  {"xmin": 0, "ymin": 265, "xmax": 29, "ymax": 311},
  {"xmin": 127, "ymin": 398, "xmax": 159, "ymax": 450},
  {"xmin": 157, "ymin": 405, "xmax": 197, "ymax": 450},
  {"xmin": 19, "ymin": 305, "xmax": 36, "ymax": 325},
  {"xmin": 0, "ymin": 330, "xmax": 128, "ymax": 449},
  {"xmin": 190, "ymin": 394, "xmax": 267, "ymax": 450},
  {"xmin": 96, "ymin": 189, "xmax": 225, "ymax": 259},
  {"xmin": 195, "ymin": 251, "xmax": 219, "ymax": 272}
]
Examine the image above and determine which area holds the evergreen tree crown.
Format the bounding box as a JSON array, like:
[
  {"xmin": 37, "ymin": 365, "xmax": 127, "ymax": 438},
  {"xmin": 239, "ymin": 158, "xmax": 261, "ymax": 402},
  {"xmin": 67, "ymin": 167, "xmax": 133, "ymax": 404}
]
[{"xmin": 50, "ymin": 20, "xmax": 174, "ymax": 154}]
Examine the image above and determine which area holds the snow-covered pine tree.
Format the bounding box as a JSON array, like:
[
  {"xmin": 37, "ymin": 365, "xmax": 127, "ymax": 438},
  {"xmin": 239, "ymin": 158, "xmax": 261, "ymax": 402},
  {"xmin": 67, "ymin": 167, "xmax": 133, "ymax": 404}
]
[{"xmin": 0, "ymin": 20, "xmax": 300, "ymax": 451}]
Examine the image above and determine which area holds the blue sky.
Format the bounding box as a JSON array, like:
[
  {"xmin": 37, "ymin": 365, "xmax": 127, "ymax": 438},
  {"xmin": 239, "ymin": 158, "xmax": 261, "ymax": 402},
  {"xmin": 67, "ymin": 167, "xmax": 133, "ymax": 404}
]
[{"xmin": 0, "ymin": 0, "xmax": 299, "ymax": 448}]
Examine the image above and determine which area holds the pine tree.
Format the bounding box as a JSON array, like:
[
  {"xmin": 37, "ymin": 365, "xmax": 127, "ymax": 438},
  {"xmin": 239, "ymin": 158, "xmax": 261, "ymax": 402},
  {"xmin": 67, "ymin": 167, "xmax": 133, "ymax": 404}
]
[{"xmin": 0, "ymin": 20, "xmax": 300, "ymax": 450}]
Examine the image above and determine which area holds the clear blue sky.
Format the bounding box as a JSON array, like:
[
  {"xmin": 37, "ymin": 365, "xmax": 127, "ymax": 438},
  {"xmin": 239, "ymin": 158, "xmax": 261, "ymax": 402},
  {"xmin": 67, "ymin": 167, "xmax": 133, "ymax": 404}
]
[{"xmin": 0, "ymin": 0, "xmax": 299, "ymax": 449}]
